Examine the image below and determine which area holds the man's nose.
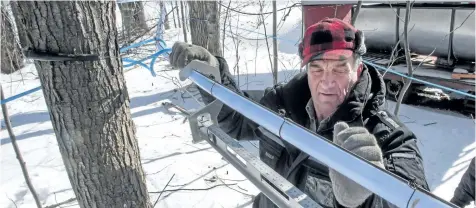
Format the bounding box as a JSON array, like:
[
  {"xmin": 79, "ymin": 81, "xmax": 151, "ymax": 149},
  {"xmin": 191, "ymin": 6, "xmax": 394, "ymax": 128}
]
[{"xmin": 320, "ymin": 71, "xmax": 335, "ymax": 86}]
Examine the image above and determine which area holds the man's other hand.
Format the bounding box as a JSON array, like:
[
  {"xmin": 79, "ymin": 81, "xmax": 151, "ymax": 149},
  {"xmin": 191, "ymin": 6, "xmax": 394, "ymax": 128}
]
[
  {"xmin": 330, "ymin": 122, "xmax": 384, "ymax": 208},
  {"xmin": 169, "ymin": 41, "xmax": 219, "ymax": 69}
]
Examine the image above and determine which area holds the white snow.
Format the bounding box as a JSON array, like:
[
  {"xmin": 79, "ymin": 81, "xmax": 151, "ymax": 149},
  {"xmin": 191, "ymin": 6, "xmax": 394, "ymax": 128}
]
[{"xmin": 1, "ymin": 1, "xmax": 474, "ymax": 208}]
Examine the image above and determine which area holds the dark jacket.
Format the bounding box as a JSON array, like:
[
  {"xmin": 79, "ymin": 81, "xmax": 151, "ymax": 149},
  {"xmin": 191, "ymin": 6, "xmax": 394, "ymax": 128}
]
[
  {"xmin": 200, "ymin": 57, "xmax": 430, "ymax": 208},
  {"xmin": 451, "ymin": 158, "xmax": 475, "ymax": 207}
]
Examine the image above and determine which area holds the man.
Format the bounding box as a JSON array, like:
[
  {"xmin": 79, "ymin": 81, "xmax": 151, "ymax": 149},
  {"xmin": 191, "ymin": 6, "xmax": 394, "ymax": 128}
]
[
  {"xmin": 451, "ymin": 157, "xmax": 475, "ymax": 207},
  {"xmin": 169, "ymin": 18, "xmax": 429, "ymax": 208}
]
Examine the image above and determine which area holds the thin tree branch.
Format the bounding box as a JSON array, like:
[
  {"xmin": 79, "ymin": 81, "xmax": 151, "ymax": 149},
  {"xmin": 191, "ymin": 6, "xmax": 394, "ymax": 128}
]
[
  {"xmin": 149, "ymin": 183, "xmax": 237, "ymax": 194},
  {"xmin": 233, "ymin": 15, "xmax": 241, "ymax": 86},
  {"xmin": 6, "ymin": 194, "xmax": 18, "ymax": 208},
  {"xmin": 214, "ymin": 172, "xmax": 253, "ymax": 197},
  {"xmin": 351, "ymin": 0, "xmax": 362, "ymax": 25},
  {"xmin": 394, "ymin": 1, "xmax": 413, "ymax": 115},
  {"xmin": 153, "ymin": 173, "xmax": 175, "ymax": 207},
  {"xmin": 0, "ymin": 84, "xmax": 42, "ymax": 208},
  {"xmin": 222, "ymin": 1, "xmax": 231, "ymax": 55},
  {"xmin": 258, "ymin": 1, "xmax": 273, "ymax": 74},
  {"xmin": 383, "ymin": 23, "xmax": 416, "ymax": 77},
  {"xmin": 44, "ymin": 198, "xmax": 77, "ymax": 208},
  {"xmin": 218, "ymin": 2, "xmax": 300, "ymax": 16}
]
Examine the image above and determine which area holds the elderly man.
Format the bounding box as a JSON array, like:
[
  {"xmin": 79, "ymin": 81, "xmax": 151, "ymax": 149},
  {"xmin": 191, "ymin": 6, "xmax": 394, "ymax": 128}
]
[{"xmin": 170, "ymin": 18, "xmax": 429, "ymax": 208}]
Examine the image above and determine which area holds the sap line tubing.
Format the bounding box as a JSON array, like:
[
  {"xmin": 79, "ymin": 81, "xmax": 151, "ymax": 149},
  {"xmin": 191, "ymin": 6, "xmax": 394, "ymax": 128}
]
[{"xmin": 183, "ymin": 68, "xmax": 457, "ymax": 208}]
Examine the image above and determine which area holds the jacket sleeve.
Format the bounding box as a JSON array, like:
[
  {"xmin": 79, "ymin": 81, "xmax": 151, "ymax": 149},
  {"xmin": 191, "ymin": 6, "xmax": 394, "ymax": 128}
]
[
  {"xmin": 354, "ymin": 111, "xmax": 430, "ymax": 208},
  {"xmin": 450, "ymin": 157, "xmax": 475, "ymax": 207},
  {"xmin": 197, "ymin": 56, "xmax": 281, "ymax": 140}
]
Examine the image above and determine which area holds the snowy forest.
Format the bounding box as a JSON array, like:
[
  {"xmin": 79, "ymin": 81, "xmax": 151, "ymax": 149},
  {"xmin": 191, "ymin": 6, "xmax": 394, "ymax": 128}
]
[{"xmin": 1, "ymin": 1, "xmax": 475, "ymax": 208}]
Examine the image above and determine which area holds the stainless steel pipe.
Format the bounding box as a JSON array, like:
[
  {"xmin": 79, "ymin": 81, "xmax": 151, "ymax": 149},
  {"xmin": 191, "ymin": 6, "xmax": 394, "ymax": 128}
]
[{"xmin": 181, "ymin": 61, "xmax": 455, "ymax": 208}]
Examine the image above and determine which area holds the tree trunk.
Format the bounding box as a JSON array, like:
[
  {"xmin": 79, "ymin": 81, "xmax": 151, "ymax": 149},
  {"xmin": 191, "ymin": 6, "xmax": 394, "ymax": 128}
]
[
  {"xmin": 222, "ymin": 1, "xmax": 231, "ymax": 56},
  {"xmin": 184, "ymin": 3, "xmax": 189, "ymax": 32},
  {"xmin": 175, "ymin": 1, "xmax": 181, "ymax": 28},
  {"xmin": 10, "ymin": 2, "xmax": 151, "ymax": 208},
  {"xmin": 259, "ymin": 1, "xmax": 273, "ymax": 72},
  {"xmin": 160, "ymin": 2, "xmax": 170, "ymax": 30},
  {"xmin": 1, "ymin": 3, "xmax": 24, "ymax": 74},
  {"xmin": 188, "ymin": 1, "xmax": 222, "ymax": 56},
  {"xmin": 272, "ymin": 1, "xmax": 278, "ymax": 85},
  {"xmin": 118, "ymin": 1, "xmax": 148, "ymax": 42},
  {"xmin": 170, "ymin": 2, "xmax": 176, "ymax": 28},
  {"xmin": 180, "ymin": 1, "xmax": 187, "ymax": 43}
]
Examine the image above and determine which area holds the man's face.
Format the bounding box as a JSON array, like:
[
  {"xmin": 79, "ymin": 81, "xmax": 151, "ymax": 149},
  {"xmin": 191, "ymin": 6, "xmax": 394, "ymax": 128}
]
[{"xmin": 307, "ymin": 57, "xmax": 361, "ymax": 119}]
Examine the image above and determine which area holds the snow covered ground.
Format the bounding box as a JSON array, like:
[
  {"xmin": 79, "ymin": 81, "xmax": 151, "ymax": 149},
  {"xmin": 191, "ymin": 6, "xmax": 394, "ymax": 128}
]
[{"xmin": 1, "ymin": 1, "xmax": 475, "ymax": 208}]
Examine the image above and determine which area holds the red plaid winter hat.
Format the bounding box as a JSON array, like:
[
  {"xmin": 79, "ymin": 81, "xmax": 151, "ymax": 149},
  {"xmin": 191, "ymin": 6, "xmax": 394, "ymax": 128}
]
[{"xmin": 299, "ymin": 18, "xmax": 366, "ymax": 68}]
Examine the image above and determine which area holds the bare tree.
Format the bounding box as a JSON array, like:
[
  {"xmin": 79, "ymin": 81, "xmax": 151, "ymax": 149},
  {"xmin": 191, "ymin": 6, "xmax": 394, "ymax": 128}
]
[
  {"xmin": 160, "ymin": 2, "xmax": 170, "ymax": 30},
  {"xmin": 10, "ymin": 2, "xmax": 151, "ymax": 207},
  {"xmin": 394, "ymin": 1, "xmax": 413, "ymax": 115},
  {"xmin": 185, "ymin": 2, "xmax": 190, "ymax": 32},
  {"xmin": 170, "ymin": 2, "xmax": 177, "ymax": 28},
  {"xmin": 175, "ymin": 1, "xmax": 181, "ymax": 28},
  {"xmin": 118, "ymin": 1, "xmax": 148, "ymax": 42},
  {"xmin": 1, "ymin": 3, "xmax": 23, "ymax": 74},
  {"xmin": 221, "ymin": 1, "xmax": 231, "ymax": 55},
  {"xmin": 258, "ymin": 1, "xmax": 273, "ymax": 72},
  {"xmin": 272, "ymin": 1, "xmax": 278, "ymax": 85},
  {"xmin": 180, "ymin": 1, "xmax": 188, "ymax": 43},
  {"xmin": 188, "ymin": 1, "xmax": 222, "ymax": 56},
  {"xmin": 229, "ymin": 13, "xmax": 241, "ymax": 85}
]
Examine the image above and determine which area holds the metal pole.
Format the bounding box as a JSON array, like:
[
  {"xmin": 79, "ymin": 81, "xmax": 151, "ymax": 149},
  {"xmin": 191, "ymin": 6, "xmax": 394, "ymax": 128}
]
[{"xmin": 182, "ymin": 63, "xmax": 456, "ymax": 208}]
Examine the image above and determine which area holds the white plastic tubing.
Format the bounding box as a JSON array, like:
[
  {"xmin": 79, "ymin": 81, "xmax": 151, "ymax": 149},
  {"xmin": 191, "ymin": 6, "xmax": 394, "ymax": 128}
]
[{"xmin": 183, "ymin": 67, "xmax": 456, "ymax": 208}]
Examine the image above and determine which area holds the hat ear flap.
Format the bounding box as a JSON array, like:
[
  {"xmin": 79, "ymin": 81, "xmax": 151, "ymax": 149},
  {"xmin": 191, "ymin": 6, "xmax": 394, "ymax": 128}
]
[
  {"xmin": 354, "ymin": 30, "xmax": 367, "ymax": 55},
  {"xmin": 298, "ymin": 41, "xmax": 304, "ymax": 59}
]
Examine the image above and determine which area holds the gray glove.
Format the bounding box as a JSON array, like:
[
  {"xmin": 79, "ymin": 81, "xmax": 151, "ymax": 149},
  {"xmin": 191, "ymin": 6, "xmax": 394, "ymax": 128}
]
[
  {"xmin": 329, "ymin": 122, "xmax": 384, "ymax": 208},
  {"xmin": 169, "ymin": 41, "xmax": 219, "ymax": 70}
]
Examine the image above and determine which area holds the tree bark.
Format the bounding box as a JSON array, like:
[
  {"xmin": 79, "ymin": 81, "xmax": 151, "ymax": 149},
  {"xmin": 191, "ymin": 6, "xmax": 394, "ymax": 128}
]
[
  {"xmin": 118, "ymin": 1, "xmax": 148, "ymax": 42},
  {"xmin": 10, "ymin": 2, "xmax": 151, "ymax": 208},
  {"xmin": 180, "ymin": 1, "xmax": 187, "ymax": 43},
  {"xmin": 1, "ymin": 3, "xmax": 24, "ymax": 74},
  {"xmin": 1, "ymin": 84, "xmax": 42, "ymax": 208},
  {"xmin": 188, "ymin": 1, "xmax": 222, "ymax": 56}
]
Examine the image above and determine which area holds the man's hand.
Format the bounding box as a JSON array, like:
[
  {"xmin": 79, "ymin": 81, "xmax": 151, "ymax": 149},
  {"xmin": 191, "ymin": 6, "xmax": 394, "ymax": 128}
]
[
  {"xmin": 169, "ymin": 41, "xmax": 219, "ymax": 69},
  {"xmin": 329, "ymin": 122, "xmax": 384, "ymax": 208}
]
